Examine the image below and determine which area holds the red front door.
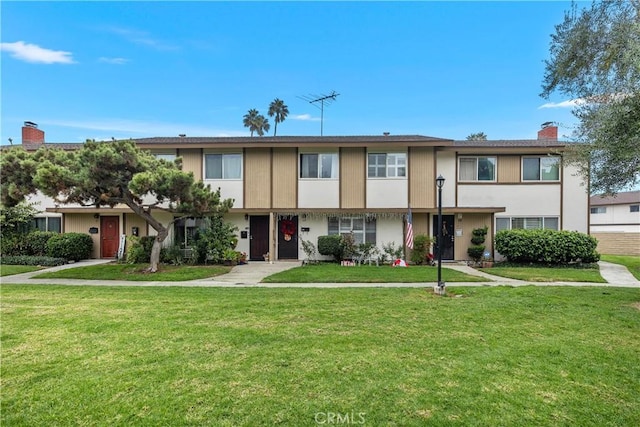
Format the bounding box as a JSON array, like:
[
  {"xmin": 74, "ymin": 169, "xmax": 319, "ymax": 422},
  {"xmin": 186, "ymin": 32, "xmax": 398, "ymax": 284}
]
[{"xmin": 101, "ymin": 216, "xmax": 119, "ymax": 258}]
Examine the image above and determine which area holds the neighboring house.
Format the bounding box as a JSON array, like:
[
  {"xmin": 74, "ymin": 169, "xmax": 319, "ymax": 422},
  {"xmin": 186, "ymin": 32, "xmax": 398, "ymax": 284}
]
[
  {"xmin": 15, "ymin": 121, "xmax": 589, "ymax": 261},
  {"xmin": 590, "ymin": 191, "xmax": 640, "ymax": 256}
]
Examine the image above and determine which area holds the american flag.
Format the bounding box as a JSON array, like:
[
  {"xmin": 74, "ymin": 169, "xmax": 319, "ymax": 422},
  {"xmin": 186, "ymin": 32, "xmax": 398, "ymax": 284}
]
[{"xmin": 405, "ymin": 207, "xmax": 414, "ymax": 249}]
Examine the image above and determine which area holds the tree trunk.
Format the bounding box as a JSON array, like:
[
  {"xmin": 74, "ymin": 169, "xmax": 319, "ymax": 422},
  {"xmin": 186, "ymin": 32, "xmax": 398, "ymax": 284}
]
[{"xmin": 148, "ymin": 228, "xmax": 168, "ymax": 273}]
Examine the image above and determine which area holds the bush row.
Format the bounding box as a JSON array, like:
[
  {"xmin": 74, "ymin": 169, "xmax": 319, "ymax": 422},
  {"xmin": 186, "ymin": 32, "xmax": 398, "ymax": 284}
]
[
  {"xmin": 495, "ymin": 229, "xmax": 599, "ymax": 264},
  {"xmin": 0, "ymin": 231, "xmax": 93, "ymax": 262},
  {"xmin": 0, "ymin": 255, "xmax": 67, "ymax": 266}
]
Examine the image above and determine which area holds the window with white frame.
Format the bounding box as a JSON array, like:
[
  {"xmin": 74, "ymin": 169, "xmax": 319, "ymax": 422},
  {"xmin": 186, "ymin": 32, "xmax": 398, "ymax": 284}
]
[
  {"xmin": 367, "ymin": 153, "xmax": 406, "ymax": 178},
  {"xmin": 300, "ymin": 153, "xmax": 338, "ymax": 179},
  {"xmin": 204, "ymin": 154, "xmax": 242, "ymax": 179},
  {"xmin": 153, "ymin": 152, "xmax": 177, "ymax": 162},
  {"xmin": 459, "ymin": 157, "xmax": 496, "ymax": 181},
  {"xmin": 522, "ymin": 156, "xmax": 560, "ymax": 181},
  {"xmin": 590, "ymin": 207, "xmax": 607, "ymax": 214},
  {"xmin": 496, "ymin": 216, "xmax": 559, "ymax": 231},
  {"xmin": 328, "ymin": 216, "xmax": 376, "ymax": 244},
  {"xmin": 630, "ymin": 205, "xmax": 639, "ymax": 213},
  {"xmin": 32, "ymin": 217, "xmax": 61, "ymax": 233}
]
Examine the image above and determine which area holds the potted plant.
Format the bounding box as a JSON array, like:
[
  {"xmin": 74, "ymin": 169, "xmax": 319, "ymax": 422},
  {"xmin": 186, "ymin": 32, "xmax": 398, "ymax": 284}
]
[
  {"xmin": 467, "ymin": 226, "xmax": 488, "ymax": 266},
  {"xmin": 223, "ymin": 248, "xmax": 238, "ymax": 266}
]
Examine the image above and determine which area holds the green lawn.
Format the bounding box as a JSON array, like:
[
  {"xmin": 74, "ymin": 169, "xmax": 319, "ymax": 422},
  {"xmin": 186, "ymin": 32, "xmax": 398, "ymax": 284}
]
[
  {"xmin": 0, "ymin": 265, "xmax": 42, "ymax": 277},
  {"xmin": 262, "ymin": 264, "xmax": 485, "ymax": 283},
  {"xmin": 32, "ymin": 263, "xmax": 232, "ymax": 281},
  {"xmin": 2, "ymin": 285, "xmax": 639, "ymax": 426},
  {"xmin": 478, "ymin": 265, "xmax": 606, "ymax": 282},
  {"xmin": 601, "ymin": 255, "xmax": 640, "ymax": 280}
]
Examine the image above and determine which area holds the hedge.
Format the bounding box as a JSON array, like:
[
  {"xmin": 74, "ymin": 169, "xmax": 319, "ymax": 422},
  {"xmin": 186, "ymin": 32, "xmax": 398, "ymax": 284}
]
[
  {"xmin": 318, "ymin": 235, "xmax": 343, "ymax": 262},
  {"xmin": 46, "ymin": 233, "xmax": 94, "ymax": 261},
  {"xmin": 0, "ymin": 255, "xmax": 67, "ymax": 266},
  {"xmin": 495, "ymin": 229, "xmax": 599, "ymax": 264}
]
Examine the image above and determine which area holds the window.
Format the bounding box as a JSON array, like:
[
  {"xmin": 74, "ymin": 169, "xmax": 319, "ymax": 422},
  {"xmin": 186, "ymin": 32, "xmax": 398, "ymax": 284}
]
[
  {"xmin": 205, "ymin": 154, "xmax": 242, "ymax": 179},
  {"xmin": 32, "ymin": 217, "xmax": 61, "ymax": 233},
  {"xmin": 328, "ymin": 216, "xmax": 376, "ymax": 244},
  {"xmin": 496, "ymin": 217, "xmax": 559, "ymax": 231},
  {"xmin": 367, "ymin": 153, "xmax": 406, "ymax": 178},
  {"xmin": 300, "ymin": 153, "xmax": 338, "ymax": 179},
  {"xmin": 174, "ymin": 217, "xmax": 205, "ymax": 247},
  {"xmin": 590, "ymin": 207, "xmax": 607, "ymax": 214},
  {"xmin": 630, "ymin": 205, "xmax": 639, "ymax": 213},
  {"xmin": 523, "ymin": 156, "xmax": 560, "ymax": 181},
  {"xmin": 153, "ymin": 153, "xmax": 176, "ymax": 162},
  {"xmin": 459, "ymin": 157, "xmax": 496, "ymax": 181}
]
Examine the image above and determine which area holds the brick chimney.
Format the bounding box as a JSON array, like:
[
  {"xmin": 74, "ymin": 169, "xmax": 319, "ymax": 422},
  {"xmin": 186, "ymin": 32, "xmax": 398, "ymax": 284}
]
[
  {"xmin": 537, "ymin": 122, "xmax": 558, "ymax": 140},
  {"xmin": 22, "ymin": 121, "xmax": 45, "ymax": 145}
]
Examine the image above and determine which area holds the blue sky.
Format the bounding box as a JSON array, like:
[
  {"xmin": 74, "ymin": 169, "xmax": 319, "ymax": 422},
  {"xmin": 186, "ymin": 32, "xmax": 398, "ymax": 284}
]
[{"xmin": 1, "ymin": 1, "xmax": 581, "ymax": 144}]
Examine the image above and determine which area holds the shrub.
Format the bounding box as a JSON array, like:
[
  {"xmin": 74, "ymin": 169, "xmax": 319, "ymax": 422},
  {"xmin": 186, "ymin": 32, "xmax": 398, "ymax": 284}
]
[
  {"xmin": 46, "ymin": 233, "xmax": 94, "ymax": 261},
  {"xmin": 28, "ymin": 231, "xmax": 58, "ymax": 256},
  {"xmin": 318, "ymin": 235, "xmax": 343, "ymax": 262},
  {"xmin": 126, "ymin": 236, "xmax": 155, "ymax": 264},
  {"xmin": 0, "ymin": 255, "xmax": 66, "ymax": 266},
  {"xmin": 160, "ymin": 245, "xmax": 185, "ymax": 266},
  {"xmin": 467, "ymin": 226, "xmax": 488, "ymax": 263},
  {"xmin": 495, "ymin": 229, "xmax": 599, "ymax": 264},
  {"xmin": 381, "ymin": 242, "xmax": 404, "ymax": 263},
  {"xmin": 410, "ymin": 234, "xmax": 432, "ymax": 265},
  {"xmin": 0, "ymin": 234, "xmax": 31, "ymax": 256},
  {"xmin": 189, "ymin": 216, "xmax": 238, "ymax": 264}
]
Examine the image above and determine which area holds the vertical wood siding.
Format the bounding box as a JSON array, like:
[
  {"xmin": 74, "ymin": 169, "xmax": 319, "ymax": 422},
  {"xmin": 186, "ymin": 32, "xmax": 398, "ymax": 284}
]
[
  {"xmin": 65, "ymin": 213, "xmax": 102, "ymax": 259},
  {"xmin": 245, "ymin": 148, "xmax": 272, "ymax": 208},
  {"xmin": 497, "ymin": 155, "xmax": 520, "ymax": 183},
  {"xmin": 409, "ymin": 147, "xmax": 435, "ymax": 208},
  {"xmin": 456, "ymin": 213, "xmax": 493, "ymax": 260},
  {"xmin": 272, "ymin": 148, "xmax": 297, "ymax": 209},
  {"xmin": 340, "ymin": 147, "xmax": 366, "ymax": 208},
  {"xmin": 179, "ymin": 149, "xmax": 203, "ymax": 181}
]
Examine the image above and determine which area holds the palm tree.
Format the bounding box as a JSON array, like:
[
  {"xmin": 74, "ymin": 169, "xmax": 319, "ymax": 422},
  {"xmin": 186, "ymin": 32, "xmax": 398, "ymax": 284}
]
[
  {"xmin": 268, "ymin": 98, "xmax": 289, "ymax": 136},
  {"xmin": 466, "ymin": 132, "xmax": 488, "ymax": 141},
  {"xmin": 254, "ymin": 114, "xmax": 270, "ymax": 137},
  {"xmin": 243, "ymin": 109, "xmax": 259, "ymax": 136}
]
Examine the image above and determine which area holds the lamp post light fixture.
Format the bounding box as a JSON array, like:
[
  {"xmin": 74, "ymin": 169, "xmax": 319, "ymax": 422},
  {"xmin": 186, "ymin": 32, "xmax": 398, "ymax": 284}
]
[{"xmin": 436, "ymin": 175, "xmax": 446, "ymax": 295}]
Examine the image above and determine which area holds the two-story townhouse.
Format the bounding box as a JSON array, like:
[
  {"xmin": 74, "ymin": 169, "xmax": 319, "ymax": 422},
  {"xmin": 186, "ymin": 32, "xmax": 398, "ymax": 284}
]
[
  {"xmin": 589, "ymin": 191, "xmax": 640, "ymax": 256},
  {"xmin": 17, "ymin": 122, "xmax": 589, "ymax": 261}
]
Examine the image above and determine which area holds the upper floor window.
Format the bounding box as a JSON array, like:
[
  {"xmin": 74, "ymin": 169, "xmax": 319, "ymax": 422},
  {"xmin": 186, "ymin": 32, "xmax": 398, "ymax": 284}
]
[
  {"xmin": 300, "ymin": 153, "xmax": 338, "ymax": 179},
  {"xmin": 523, "ymin": 156, "xmax": 560, "ymax": 181},
  {"xmin": 154, "ymin": 153, "xmax": 177, "ymax": 162},
  {"xmin": 205, "ymin": 154, "xmax": 242, "ymax": 179},
  {"xmin": 368, "ymin": 153, "xmax": 406, "ymax": 178},
  {"xmin": 630, "ymin": 205, "xmax": 639, "ymax": 213},
  {"xmin": 590, "ymin": 207, "xmax": 606, "ymax": 214},
  {"xmin": 328, "ymin": 216, "xmax": 376, "ymax": 244},
  {"xmin": 459, "ymin": 157, "xmax": 496, "ymax": 181}
]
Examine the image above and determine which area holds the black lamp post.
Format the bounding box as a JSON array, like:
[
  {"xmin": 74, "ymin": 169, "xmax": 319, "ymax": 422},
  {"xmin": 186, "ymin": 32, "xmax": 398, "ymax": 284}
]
[{"xmin": 436, "ymin": 175, "xmax": 445, "ymax": 293}]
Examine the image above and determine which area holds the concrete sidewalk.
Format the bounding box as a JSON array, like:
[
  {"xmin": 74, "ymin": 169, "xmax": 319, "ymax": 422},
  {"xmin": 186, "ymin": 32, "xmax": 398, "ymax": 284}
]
[{"xmin": 2, "ymin": 258, "xmax": 639, "ymax": 288}]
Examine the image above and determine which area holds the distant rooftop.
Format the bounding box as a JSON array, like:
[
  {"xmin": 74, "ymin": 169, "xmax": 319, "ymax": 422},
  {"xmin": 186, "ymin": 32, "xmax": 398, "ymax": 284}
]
[{"xmin": 590, "ymin": 191, "xmax": 640, "ymax": 206}]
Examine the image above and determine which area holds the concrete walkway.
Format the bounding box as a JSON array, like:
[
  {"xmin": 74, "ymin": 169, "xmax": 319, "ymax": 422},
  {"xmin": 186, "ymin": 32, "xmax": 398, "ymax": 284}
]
[{"xmin": 2, "ymin": 259, "xmax": 639, "ymax": 288}]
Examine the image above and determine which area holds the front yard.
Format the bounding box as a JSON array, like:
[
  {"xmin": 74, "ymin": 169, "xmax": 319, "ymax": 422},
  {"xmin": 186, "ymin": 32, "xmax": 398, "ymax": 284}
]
[{"xmin": 2, "ymin": 285, "xmax": 639, "ymax": 426}]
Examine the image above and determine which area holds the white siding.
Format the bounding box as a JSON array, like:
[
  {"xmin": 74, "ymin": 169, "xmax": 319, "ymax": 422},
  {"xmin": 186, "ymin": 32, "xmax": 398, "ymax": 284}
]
[
  {"xmin": 366, "ymin": 179, "xmax": 408, "ymax": 208},
  {"xmin": 562, "ymin": 165, "xmax": 589, "ymax": 232},
  {"xmin": 298, "ymin": 180, "xmax": 340, "ymax": 208},
  {"xmin": 459, "ymin": 185, "xmax": 561, "ymax": 216}
]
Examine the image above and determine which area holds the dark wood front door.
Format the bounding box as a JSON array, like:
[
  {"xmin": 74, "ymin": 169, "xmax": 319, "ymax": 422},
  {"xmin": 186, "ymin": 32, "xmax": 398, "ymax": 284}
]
[
  {"xmin": 101, "ymin": 216, "xmax": 119, "ymax": 258},
  {"xmin": 433, "ymin": 215, "xmax": 455, "ymax": 260},
  {"xmin": 278, "ymin": 216, "xmax": 298, "ymax": 260},
  {"xmin": 249, "ymin": 216, "xmax": 270, "ymax": 261}
]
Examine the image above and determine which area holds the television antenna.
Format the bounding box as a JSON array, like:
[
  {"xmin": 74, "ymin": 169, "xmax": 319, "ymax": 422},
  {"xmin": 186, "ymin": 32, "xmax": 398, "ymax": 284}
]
[{"xmin": 298, "ymin": 91, "xmax": 339, "ymax": 136}]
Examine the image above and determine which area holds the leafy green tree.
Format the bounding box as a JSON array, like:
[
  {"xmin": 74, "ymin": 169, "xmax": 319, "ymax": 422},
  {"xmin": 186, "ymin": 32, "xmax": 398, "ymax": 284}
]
[
  {"xmin": 0, "ymin": 140, "xmax": 233, "ymax": 272},
  {"xmin": 466, "ymin": 132, "xmax": 487, "ymax": 140},
  {"xmin": 541, "ymin": 0, "xmax": 639, "ymax": 195},
  {"xmin": 268, "ymin": 98, "xmax": 289, "ymax": 136}
]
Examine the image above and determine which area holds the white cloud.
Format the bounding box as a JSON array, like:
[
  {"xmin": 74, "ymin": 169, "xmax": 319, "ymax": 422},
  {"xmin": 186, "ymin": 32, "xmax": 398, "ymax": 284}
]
[
  {"xmin": 98, "ymin": 57, "xmax": 129, "ymax": 65},
  {"xmin": 538, "ymin": 98, "xmax": 586, "ymax": 109},
  {"xmin": 104, "ymin": 26, "xmax": 179, "ymax": 51},
  {"xmin": 291, "ymin": 114, "xmax": 321, "ymax": 121},
  {"xmin": 39, "ymin": 118, "xmax": 245, "ymax": 138},
  {"xmin": 0, "ymin": 41, "xmax": 75, "ymax": 64}
]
